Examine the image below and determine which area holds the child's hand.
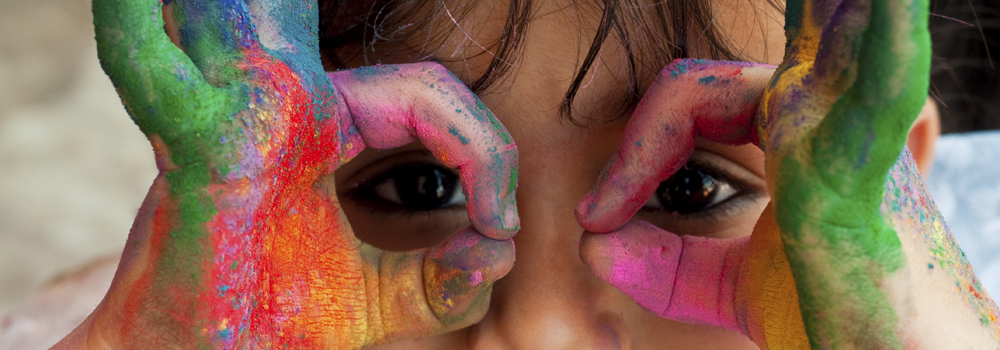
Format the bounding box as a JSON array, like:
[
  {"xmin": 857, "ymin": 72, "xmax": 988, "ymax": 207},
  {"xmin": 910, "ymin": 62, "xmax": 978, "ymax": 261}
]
[
  {"xmin": 62, "ymin": 0, "xmax": 518, "ymax": 348},
  {"xmin": 574, "ymin": 60, "xmax": 806, "ymax": 348},
  {"xmin": 576, "ymin": 0, "xmax": 1000, "ymax": 348}
]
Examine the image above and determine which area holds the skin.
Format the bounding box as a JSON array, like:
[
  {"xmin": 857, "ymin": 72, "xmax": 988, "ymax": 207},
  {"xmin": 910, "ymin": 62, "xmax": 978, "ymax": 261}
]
[
  {"xmin": 578, "ymin": 0, "xmax": 1000, "ymax": 349},
  {"xmin": 56, "ymin": 0, "xmax": 996, "ymax": 348},
  {"xmin": 62, "ymin": 0, "xmax": 519, "ymax": 347}
]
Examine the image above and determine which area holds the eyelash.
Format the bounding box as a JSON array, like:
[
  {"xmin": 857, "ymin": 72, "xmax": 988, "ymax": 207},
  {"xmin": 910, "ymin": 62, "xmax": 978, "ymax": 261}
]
[
  {"xmin": 638, "ymin": 158, "xmax": 759, "ymax": 223},
  {"xmin": 342, "ymin": 154, "xmax": 760, "ymax": 225},
  {"xmin": 342, "ymin": 162, "xmax": 465, "ymax": 215}
]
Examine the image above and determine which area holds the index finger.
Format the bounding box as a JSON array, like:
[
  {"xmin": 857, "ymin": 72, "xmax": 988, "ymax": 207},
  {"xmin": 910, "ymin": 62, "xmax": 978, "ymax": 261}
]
[
  {"xmin": 577, "ymin": 59, "xmax": 774, "ymax": 233},
  {"xmin": 329, "ymin": 62, "xmax": 519, "ymax": 240},
  {"xmin": 94, "ymin": 0, "xmax": 229, "ymax": 139}
]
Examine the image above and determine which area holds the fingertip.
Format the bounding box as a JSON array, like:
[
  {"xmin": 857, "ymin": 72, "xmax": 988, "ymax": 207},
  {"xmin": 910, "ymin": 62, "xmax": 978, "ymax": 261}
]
[
  {"xmin": 575, "ymin": 160, "xmax": 620, "ymax": 232},
  {"xmin": 424, "ymin": 228, "xmax": 515, "ymax": 323},
  {"xmin": 427, "ymin": 228, "xmax": 515, "ymax": 285},
  {"xmin": 579, "ymin": 221, "xmax": 682, "ymax": 316},
  {"xmin": 578, "ymin": 230, "xmax": 616, "ymax": 280},
  {"xmin": 495, "ymin": 191, "xmax": 520, "ymax": 238},
  {"xmin": 465, "ymin": 168, "xmax": 520, "ymax": 240},
  {"xmin": 574, "ymin": 189, "xmax": 602, "ymax": 230},
  {"xmin": 575, "ymin": 185, "xmax": 637, "ymax": 234}
]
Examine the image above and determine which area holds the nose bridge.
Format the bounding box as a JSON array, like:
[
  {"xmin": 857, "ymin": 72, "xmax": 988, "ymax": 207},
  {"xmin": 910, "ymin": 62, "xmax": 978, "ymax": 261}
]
[{"xmin": 467, "ymin": 131, "xmax": 630, "ymax": 350}]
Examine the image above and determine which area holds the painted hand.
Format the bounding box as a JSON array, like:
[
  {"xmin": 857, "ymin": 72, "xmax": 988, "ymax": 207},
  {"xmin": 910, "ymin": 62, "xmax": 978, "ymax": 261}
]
[
  {"xmin": 74, "ymin": 0, "xmax": 518, "ymax": 348},
  {"xmin": 575, "ymin": 59, "xmax": 808, "ymax": 349},
  {"xmin": 576, "ymin": 0, "xmax": 1000, "ymax": 348}
]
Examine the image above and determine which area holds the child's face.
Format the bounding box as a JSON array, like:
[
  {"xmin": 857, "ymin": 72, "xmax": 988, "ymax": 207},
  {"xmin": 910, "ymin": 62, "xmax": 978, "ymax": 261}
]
[{"xmin": 330, "ymin": 0, "xmax": 785, "ymax": 348}]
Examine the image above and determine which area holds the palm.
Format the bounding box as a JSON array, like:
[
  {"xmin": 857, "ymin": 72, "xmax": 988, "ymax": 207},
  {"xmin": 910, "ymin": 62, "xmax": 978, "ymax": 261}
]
[{"xmin": 90, "ymin": 0, "xmax": 519, "ymax": 348}]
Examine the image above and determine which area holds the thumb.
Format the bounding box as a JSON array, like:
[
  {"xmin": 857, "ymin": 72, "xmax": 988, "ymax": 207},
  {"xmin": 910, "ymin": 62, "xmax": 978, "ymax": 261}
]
[
  {"xmin": 735, "ymin": 203, "xmax": 809, "ymax": 350},
  {"xmin": 580, "ymin": 220, "xmax": 747, "ymax": 332},
  {"xmin": 580, "ymin": 212, "xmax": 810, "ymax": 349},
  {"xmin": 361, "ymin": 228, "xmax": 514, "ymax": 345}
]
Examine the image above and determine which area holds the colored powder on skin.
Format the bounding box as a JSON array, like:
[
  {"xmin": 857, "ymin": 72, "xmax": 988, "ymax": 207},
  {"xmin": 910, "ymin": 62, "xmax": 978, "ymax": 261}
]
[
  {"xmin": 881, "ymin": 150, "xmax": 1000, "ymax": 341},
  {"xmin": 96, "ymin": 0, "xmax": 525, "ymax": 344},
  {"xmin": 95, "ymin": 0, "xmax": 368, "ymax": 345},
  {"xmin": 762, "ymin": 0, "xmax": 932, "ymax": 346}
]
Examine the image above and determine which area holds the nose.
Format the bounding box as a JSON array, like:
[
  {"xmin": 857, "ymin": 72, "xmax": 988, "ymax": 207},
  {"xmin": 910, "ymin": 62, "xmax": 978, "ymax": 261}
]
[{"xmin": 466, "ymin": 135, "xmax": 631, "ymax": 350}]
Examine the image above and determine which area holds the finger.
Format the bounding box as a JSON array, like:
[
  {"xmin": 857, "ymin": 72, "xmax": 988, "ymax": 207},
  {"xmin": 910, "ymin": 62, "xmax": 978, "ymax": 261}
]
[
  {"xmin": 244, "ymin": 0, "xmax": 332, "ymax": 100},
  {"xmin": 580, "ymin": 220, "xmax": 747, "ymax": 333},
  {"xmin": 172, "ymin": 0, "xmax": 260, "ymax": 85},
  {"xmin": 811, "ymin": 0, "xmax": 871, "ymax": 93},
  {"xmin": 763, "ymin": 0, "xmax": 873, "ymax": 147},
  {"xmin": 735, "ymin": 203, "xmax": 811, "ymax": 350},
  {"xmin": 361, "ymin": 229, "xmax": 515, "ymax": 344},
  {"xmin": 244, "ymin": 0, "xmax": 322, "ymax": 62},
  {"xmin": 782, "ymin": 0, "xmax": 841, "ymax": 66},
  {"xmin": 576, "ymin": 59, "xmax": 773, "ymax": 233},
  {"xmin": 580, "ymin": 215, "xmax": 810, "ymax": 349},
  {"xmin": 810, "ymin": 0, "xmax": 931, "ymax": 203},
  {"xmin": 329, "ymin": 62, "xmax": 520, "ymax": 240},
  {"xmin": 580, "ymin": 220, "xmax": 681, "ymax": 316},
  {"xmin": 93, "ymin": 0, "xmax": 229, "ymax": 138}
]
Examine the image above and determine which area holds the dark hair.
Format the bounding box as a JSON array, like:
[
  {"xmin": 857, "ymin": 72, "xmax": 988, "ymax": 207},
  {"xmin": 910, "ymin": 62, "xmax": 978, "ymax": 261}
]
[
  {"xmin": 318, "ymin": 0, "xmax": 999, "ymax": 131},
  {"xmin": 929, "ymin": 0, "xmax": 1000, "ymax": 134},
  {"xmin": 317, "ymin": 0, "xmax": 781, "ymax": 123}
]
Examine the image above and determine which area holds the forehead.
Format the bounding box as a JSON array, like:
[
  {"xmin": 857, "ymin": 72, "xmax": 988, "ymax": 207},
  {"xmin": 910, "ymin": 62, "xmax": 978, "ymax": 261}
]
[
  {"xmin": 711, "ymin": 0, "xmax": 787, "ymax": 65},
  {"xmin": 441, "ymin": 1, "xmax": 785, "ymax": 71},
  {"xmin": 323, "ymin": 0, "xmax": 785, "ymax": 123},
  {"xmin": 325, "ymin": 0, "xmax": 786, "ymax": 73},
  {"xmin": 470, "ymin": 0, "xmax": 784, "ymax": 115}
]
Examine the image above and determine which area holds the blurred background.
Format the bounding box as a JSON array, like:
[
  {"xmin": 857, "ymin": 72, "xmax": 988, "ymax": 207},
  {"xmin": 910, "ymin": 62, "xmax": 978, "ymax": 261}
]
[
  {"xmin": 0, "ymin": 0, "xmax": 997, "ymax": 347},
  {"xmin": 0, "ymin": 0, "xmax": 156, "ymax": 318}
]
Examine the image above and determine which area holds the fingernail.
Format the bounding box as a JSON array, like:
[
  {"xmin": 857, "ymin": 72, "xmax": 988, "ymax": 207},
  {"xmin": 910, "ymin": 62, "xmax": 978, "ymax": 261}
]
[
  {"xmin": 500, "ymin": 192, "xmax": 519, "ymax": 233},
  {"xmin": 576, "ymin": 190, "xmax": 599, "ymax": 223}
]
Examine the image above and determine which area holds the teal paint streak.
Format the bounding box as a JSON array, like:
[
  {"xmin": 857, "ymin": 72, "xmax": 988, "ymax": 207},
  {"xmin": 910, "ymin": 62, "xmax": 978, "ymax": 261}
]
[
  {"xmin": 477, "ymin": 99, "xmax": 512, "ymax": 145},
  {"xmin": 449, "ymin": 125, "xmax": 470, "ymax": 145}
]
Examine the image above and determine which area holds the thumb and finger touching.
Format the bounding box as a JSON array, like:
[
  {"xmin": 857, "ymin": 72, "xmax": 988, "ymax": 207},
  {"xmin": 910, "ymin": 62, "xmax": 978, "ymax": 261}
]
[
  {"xmin": 330, "ymin": 63, "xmax": 519, "ymax": 343},
  {"xmin": 575, "ymin": 59, "xmax": 797, "ymax": 347},
  {"xmin": 94, "ymin": 0, "xmax": 518, "ymax": 345},
  {"xmin": 578, "ymin": 0, "xmax": 930, "ymax": 348},
  {"xmin": 575, "ymin": 60, "xmax": 774, "ymax": 233},
  {"xmin": 580, "ymin": 206, "xmax": 809, "ymax": 349},
  {"xmin": 330, "ymin": 64, "xmax": 520, "ymax": 240}
]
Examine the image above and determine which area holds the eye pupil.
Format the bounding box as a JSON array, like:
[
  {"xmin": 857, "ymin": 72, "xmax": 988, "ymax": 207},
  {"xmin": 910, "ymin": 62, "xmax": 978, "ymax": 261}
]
[
  {"xmin": 394, "ymin": 165, "xmax": 458, "ymax": 210},
  {"xmin": 655, "ymin": 166, "xmax": 719, "ymax": 214}
]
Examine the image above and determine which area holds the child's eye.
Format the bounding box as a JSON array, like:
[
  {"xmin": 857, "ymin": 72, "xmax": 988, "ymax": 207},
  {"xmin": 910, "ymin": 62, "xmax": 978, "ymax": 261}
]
[
  {"xmin": 634, "ymin": 149, "xmax": 769, "ymax": 239},
  {"xmin": 642, "ymin": 165, "xmax": 739, "ymax": 214},
  {"xmin": 356, "ymin": 163, "xmax": 466, "ymax": 212},
  {"xmin": 333, "ymin": 146, "xmax": 472, "ymax": 252}
]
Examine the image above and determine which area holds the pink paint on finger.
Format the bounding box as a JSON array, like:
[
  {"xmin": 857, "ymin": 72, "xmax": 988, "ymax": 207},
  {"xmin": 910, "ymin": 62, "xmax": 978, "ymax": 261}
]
[
  {"xmin": 581, "ymin": 220, "xmax": 682, "ymax": 314},
  {"xmin": 668, "ymin": 234, "xmax": 748, "ymax": 331},
  {"xmin": 329, "ymin": 62, "xmax": 519, "ymax": 240},
  {"xmin": 576, "ymin": 59, "xmax": 775, "ymax": 233},
  {"xmin": 581, "ymin": 219, "xmax": 750, "ymax": 335}
]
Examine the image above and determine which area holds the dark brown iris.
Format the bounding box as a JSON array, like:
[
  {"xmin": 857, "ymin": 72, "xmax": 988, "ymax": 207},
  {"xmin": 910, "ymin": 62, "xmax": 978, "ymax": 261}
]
[{"xmin": 654, "ymin": 166, "xmax": 720, "ymax": 214}]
